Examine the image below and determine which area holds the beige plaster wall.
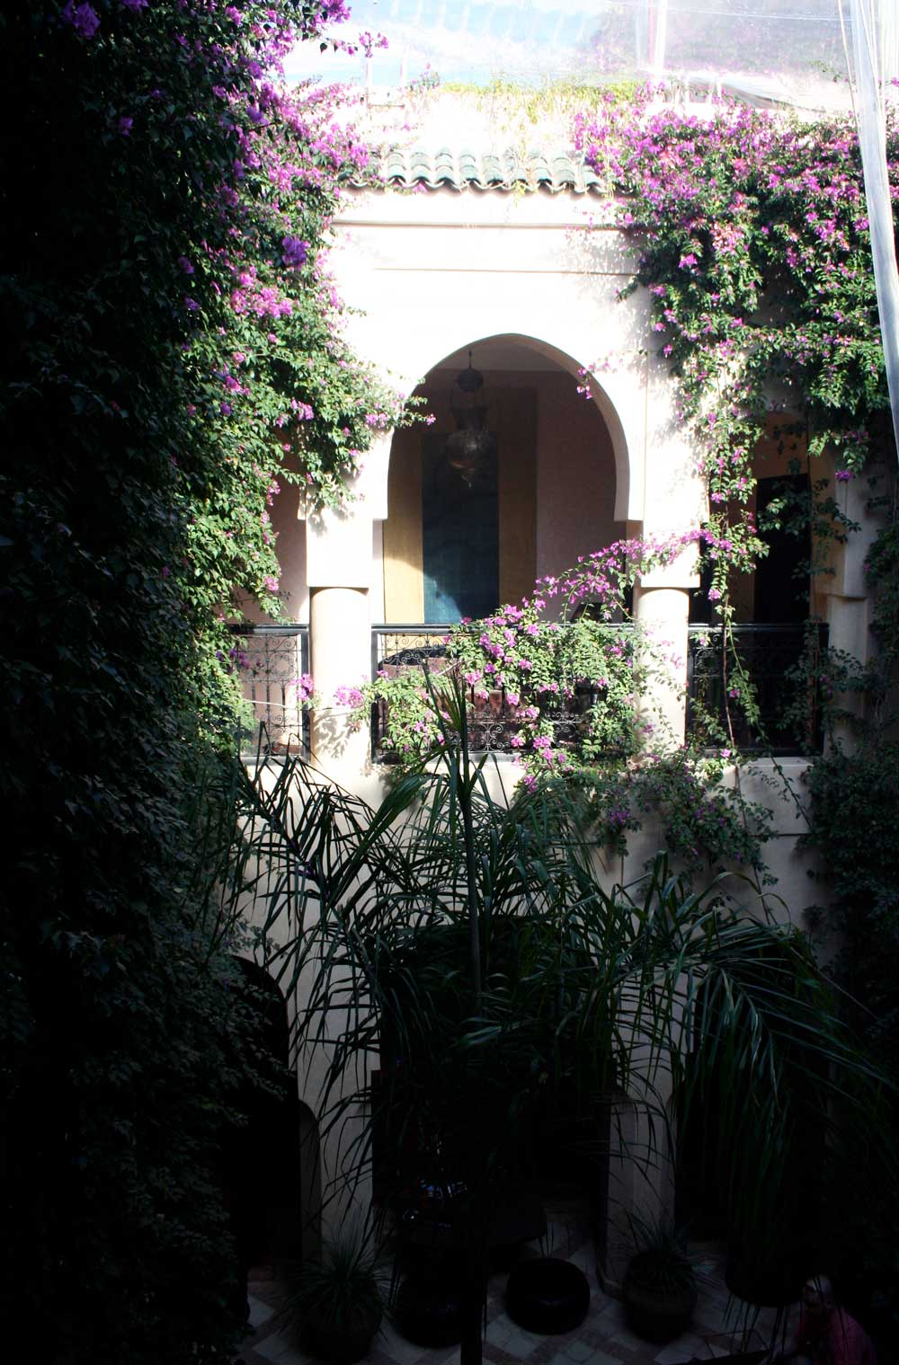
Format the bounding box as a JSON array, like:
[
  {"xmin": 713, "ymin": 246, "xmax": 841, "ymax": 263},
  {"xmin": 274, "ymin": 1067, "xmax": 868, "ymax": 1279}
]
[
  {"xmin": 533, "ymin": 368, "xmax": 624, "ymax": 583},
  {"xmin": 330, "ymin": 185, "xmax": 704, "ymax": 539},
  {"xmin": 233, "ymin": 476, "xmax": 309, "ymax": 626},
  {"xmin": 382, "ymin": 377, "xmax": 540, "ymax": 620}
]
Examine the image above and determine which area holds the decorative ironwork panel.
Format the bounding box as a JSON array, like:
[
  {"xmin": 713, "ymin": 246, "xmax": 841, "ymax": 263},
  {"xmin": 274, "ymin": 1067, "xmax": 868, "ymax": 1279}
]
[
  {"xmin": 230, "ymin": 623, "xmax": 310, "ymax": 754},
  {"xmin": 371, "ymin": 625, "xmax": 456, "ymax": 761},
  {"xmin": 686, "ymin": 623, "xmax": 828, "ymax": 755},
  {"xmin": 371, "ymin": 626, "xmax": 457, "ymax": 678}
]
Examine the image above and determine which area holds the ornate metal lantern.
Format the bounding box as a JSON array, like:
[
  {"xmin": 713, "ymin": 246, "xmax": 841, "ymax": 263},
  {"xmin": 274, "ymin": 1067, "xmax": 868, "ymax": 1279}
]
[{"xmin": 444, "ymin": 351, "xmax": 491, "ymax": 486}]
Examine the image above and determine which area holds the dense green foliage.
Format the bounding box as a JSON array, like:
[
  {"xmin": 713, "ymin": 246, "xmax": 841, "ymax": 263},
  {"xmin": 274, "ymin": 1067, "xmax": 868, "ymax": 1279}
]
[
  {"xmin": 0, "ymin": 1, "xmax": 395, "ymax": 1358},
  {"xmin": 802, "ymin": 490, "xmax": 899, "ymax": 1075},
  {"xmin": 576, "ymin": 88, "xmax": 897, "ymax": 611},
  {"xmin": 576, "ymin": 89, "xmax": 899, "ymax": 1074},
  {"xmin": 353, "ymin": 531, "xmax": 773, "ymax": 873}
]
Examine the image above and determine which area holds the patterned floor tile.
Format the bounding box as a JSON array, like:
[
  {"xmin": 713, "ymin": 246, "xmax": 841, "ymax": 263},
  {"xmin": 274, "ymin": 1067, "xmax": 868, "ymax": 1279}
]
[
  {"xmin": 248, "ymin": 1294, "xmax": 278, "ymax": 1331},
  {"xmin": 236, "ymin": 1233, "xmax": 797, "ymax": 1365},
  {"xmin": 652, "ymin": 1332, "xmax": 711, "ymax": 1363},
  {"xmin": 251, "ymin": 1330, "xmax": 303, "ymax": 1363},
  {"xmin": 560, "ymin": 1339, "xmax": 594, "ymax": 1362}
]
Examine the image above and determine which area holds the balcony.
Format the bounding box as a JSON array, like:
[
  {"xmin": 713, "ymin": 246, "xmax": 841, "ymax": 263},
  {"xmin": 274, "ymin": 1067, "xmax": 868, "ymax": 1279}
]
[
  {"xmin": 370, "ymin": 624, "xmax": 611, "ymax": 761},
  {"xmin": 230, "ymin": 623, "xmax": 310, "ymax": 754},
  {"xmin": 687, "ymin": 622, "xmax": 828, "ymax": 756},
  {"xmin": 371, "ymin": 622, "xmax": 829, "ymax": 762}
]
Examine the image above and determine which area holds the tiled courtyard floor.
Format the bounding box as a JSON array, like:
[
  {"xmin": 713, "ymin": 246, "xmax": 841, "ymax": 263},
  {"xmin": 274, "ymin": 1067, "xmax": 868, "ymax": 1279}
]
[{"xmin": 235, "ymin": 1203, "xmax": 797, "ymax": 1365}]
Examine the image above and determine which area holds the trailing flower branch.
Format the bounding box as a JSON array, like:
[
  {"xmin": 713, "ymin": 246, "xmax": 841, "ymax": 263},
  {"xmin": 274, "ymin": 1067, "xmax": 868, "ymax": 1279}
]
[
  {"xmin": 575, "ymin": 86, "xmax": 895, "ymax": 559},
  {"xmin": 24, "ymin": 0, "xmax": 408, "ymax": 743},
  {"xmin": 569, "ymin": 85, "xmax": 898, "ymax": 755},
  {"xmin": 340, "ymin": 532, "xmax": 773, "ymax": 872}
]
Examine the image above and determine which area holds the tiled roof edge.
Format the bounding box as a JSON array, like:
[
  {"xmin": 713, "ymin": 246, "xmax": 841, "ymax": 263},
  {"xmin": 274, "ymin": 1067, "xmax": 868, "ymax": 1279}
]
[{"xmin": 349, "ymin": 147, "xmax": 604, "ymax": 195}]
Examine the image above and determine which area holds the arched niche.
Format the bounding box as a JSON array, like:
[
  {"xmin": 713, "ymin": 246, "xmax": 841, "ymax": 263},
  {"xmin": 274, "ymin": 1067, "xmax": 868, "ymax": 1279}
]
[{"xmin": 379, "ymin": 334, "xmax": 631, "ymax": 624}]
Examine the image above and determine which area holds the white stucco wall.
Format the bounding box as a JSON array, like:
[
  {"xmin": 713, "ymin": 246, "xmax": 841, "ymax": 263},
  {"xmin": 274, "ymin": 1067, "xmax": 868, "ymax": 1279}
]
[
  {"xmin": 329, "ymin": 184, "xmax": 703, "ymax": 538},
  {"xmin": 286, "ymin": 184, "xmax": 705, "ymax": 793}
]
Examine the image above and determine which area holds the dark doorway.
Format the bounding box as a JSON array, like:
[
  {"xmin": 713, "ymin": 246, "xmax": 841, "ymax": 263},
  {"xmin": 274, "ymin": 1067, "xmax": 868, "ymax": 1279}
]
[
  {"xmin": 422, "ymin": 430, "xmax": 499, "ymax": 622},
  {"xmin": 754, "ymin": 474, "xmax": 809, "ymax": 624},
  {"xmin": 224, "ymin": 960, "xmax": 303, "ymax": 1280}
]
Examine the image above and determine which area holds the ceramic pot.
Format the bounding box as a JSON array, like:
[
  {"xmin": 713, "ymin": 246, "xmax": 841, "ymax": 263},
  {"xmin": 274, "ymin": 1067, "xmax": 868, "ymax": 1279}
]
[
  {"xmin": 621, "ymin": 1272, "xmax": 696, "ymax": 1343},
  {"xmin": 304, "ymin": 1304, "xmax": 382, "ymax": 1365}
]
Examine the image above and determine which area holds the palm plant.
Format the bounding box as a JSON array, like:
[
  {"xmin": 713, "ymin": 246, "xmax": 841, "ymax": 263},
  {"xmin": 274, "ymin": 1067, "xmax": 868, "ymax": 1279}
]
[
  {"xmin": 282, "ymin": 1226, "xmax": 386, "ymax": 1363},
  {"xmin": 624, "ymin": 1215, "xmax": 696, "ymax": 1296},
  {"xmin": 621, "ymin": 1214, "xmax": 697, "ymax": 1342},
  {"xmin": 220, "ymin": 680, "xmax": 891, "ymax": 1365}
]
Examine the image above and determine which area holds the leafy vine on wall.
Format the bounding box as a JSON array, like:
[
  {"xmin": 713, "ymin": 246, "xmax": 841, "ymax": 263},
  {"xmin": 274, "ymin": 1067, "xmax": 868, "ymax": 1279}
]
[{"xmin": 574, "ymin": 85, "xmax": 895, "ymax": 616}]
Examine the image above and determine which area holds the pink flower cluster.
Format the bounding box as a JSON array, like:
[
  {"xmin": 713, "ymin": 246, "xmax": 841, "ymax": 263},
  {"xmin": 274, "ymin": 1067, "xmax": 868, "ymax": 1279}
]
[
  {"xmin": 334, "ymin": 684, "xmax": 365, "ymax": 708},
  {"xmin": 574, "ymin": 85, "xmax": 888, "ymax": 601}
]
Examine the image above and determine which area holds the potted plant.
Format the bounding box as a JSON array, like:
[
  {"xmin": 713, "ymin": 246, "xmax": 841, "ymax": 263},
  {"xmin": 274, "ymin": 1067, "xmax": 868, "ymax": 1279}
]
[
  {"xmin": 621, "ymin": 1218, "xmax": 697, "ymax": 1344},
  {"xmin": 283, "ymin": 1231, "xmax": 385, "ymax": 1365}
]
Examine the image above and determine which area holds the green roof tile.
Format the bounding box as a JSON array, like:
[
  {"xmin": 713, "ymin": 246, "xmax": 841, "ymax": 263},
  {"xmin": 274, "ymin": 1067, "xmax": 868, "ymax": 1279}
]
[{"xmin": 355, "ymin": 148, "xmax": 605, "ymax": 195}]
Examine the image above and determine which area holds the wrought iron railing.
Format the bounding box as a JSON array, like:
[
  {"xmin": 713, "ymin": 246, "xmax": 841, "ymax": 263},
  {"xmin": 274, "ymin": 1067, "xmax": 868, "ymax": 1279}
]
[
  {"xmin": 370, "ymin": 624, "xmax": 606, "ymax": 762},
  {"xmin": 371, "ymin": 624, "xmax": 457, "ymax": 685},
  {"xmin": 230, "ymin": 622, "xmax": 310, "ymax": 754},
  {"xmin": 686, "ymin": 622, "xmax": 828, "ymax": 755},
  {"xmin": 371, "ymin": 622, "xmax": 829, "ymax": 761}
]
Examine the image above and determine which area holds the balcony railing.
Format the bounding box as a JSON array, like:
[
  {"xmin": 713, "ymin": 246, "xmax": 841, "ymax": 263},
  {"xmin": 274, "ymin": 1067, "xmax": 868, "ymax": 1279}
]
[
  {"xmin": 230, "ymin": 622, "xmax": 310, "ymax": 755},
  {"xmin": 687, "ymin": 622, "xmax": 828, "ymax": 755},
  {"xmin": 370, "ymin": 624, "xmax": 611, "ymax": 762},
  {"xmin": 371, "ymin": 622, "xmax": 829, "ymax": 761}
]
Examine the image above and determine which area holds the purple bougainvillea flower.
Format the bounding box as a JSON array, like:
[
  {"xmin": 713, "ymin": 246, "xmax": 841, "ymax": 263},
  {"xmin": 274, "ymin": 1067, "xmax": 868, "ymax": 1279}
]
[
  {"xmin": 120, "ymin": 0, "xmax": 148, "ymax": 11},
  {"xmin": 835, "ymin": 469, "xmax": 854, "ymax": 482},
  {"xmin": 62, "ymin": 1, "xmax": 100, "ymax": 38},
  {"xmin": 177, "ymin": 256, "xmax": 194, "ymax": 275},
  {"xmin": 118, "ymin": 116, "xmax": 133, "ymax": 136},
  {"xmin": 282, "ymin": 235, "xmax": 309, "ymax": 269}
]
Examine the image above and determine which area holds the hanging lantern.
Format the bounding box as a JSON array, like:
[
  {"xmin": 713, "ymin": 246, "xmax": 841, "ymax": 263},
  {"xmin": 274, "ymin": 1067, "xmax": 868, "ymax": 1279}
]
[{"xmin": 444, "ymin": 351, "xmax": 491, "ymax": 486}]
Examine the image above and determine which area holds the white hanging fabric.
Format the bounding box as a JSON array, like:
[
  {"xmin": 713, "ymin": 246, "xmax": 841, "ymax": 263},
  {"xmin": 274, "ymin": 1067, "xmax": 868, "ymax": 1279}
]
[{"xmin": 845, "ymin": 0, "xmax": 899, "ymax": 461}]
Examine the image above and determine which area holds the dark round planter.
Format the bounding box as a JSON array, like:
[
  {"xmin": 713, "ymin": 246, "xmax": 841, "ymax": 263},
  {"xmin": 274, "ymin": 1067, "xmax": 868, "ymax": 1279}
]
[
  {"xmin": 304, "ymin": 1305, "xmax": 382, "ymax": 1365},
  {"xmin": 505, "ymin": 1257, "xmax": 591, "ymax": 1334},
  {"xmin": 395, "ymin": 1272, "xmax": 465, "ymax": 1348},
  {"xmin": 621, "ymin": 1273, "xmax": 696, "ymax": 1344}
]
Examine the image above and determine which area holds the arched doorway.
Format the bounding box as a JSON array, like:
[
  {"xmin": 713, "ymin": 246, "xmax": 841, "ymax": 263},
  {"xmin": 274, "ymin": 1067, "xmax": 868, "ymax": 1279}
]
[{"xmin": 380, "ymin": 336, "xmax": 625, "ymax": 625}]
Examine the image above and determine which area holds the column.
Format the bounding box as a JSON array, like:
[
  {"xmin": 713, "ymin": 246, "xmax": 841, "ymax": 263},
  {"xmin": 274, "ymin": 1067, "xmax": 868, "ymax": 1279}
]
[
  {"xmin": 304, "ymin": 502, "xmax": 375, "ymax": 783},
  {"xmin": 633, "ymin": 582, "xmax": 691, "ymax": 748},
  {"xmin": 309, "ymin": 586, "xmax": 371, "ymax": 776}
]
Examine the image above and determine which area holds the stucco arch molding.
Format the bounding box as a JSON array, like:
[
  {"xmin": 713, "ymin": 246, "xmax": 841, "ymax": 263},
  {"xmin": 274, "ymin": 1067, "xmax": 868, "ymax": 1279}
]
[{"xmin": 318, "ymin": 332, "xmax": 644, "ymax": 526}]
